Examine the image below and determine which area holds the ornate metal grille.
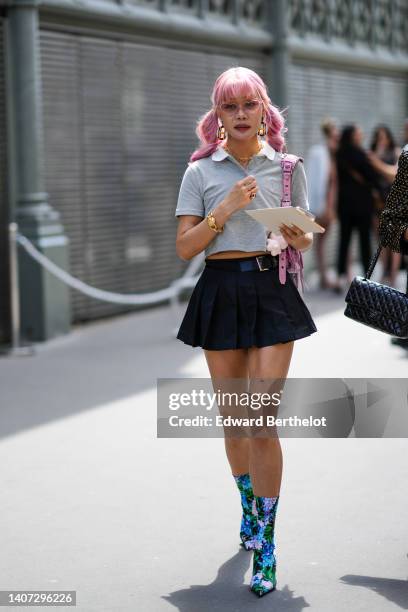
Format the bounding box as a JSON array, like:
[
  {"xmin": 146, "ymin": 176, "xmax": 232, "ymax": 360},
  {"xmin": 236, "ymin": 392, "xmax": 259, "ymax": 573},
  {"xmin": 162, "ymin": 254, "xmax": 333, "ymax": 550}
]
[
  {"xmin": 130, "ymin": 0, "xmax": 267, "ymax": 26},
  {"xmin": 208, "ymin": 0, "xmax": 231, "ymax": 17},
  {"xmin": 241, "ymin": 0, "xmax": 265, "ymax": 23},
  {"xmin": 168, "ymin": 0, "xmax": 197, "ymax": 10},
  {"xmin": 289, "ymin": 0, "xmax": 408, "ymax": 53}
]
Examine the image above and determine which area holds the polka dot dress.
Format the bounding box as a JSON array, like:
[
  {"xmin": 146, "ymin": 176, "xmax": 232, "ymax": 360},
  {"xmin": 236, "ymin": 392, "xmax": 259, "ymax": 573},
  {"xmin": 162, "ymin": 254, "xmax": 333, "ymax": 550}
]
[{"xmin": 378, "ymin": 146, "xmax": 408, "ymax": 252}]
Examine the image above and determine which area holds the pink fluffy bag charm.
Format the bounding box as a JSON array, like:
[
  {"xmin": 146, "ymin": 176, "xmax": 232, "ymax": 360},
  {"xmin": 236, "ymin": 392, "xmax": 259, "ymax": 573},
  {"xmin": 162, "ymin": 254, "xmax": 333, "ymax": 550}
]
[
  {"xmin": 266, "ymin": 232, "xmax": 288, "ymax": 255},
  {"xmin": 265, "ymin": 153, "xmax": 305, "ymax": 292}
]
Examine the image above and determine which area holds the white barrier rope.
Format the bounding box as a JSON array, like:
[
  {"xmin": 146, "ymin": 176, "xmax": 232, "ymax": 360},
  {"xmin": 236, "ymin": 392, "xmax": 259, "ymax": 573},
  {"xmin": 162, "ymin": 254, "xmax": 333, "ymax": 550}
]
[{"xmin": 16, "ymin": 233, "xmax": 204, "ymax": 306}]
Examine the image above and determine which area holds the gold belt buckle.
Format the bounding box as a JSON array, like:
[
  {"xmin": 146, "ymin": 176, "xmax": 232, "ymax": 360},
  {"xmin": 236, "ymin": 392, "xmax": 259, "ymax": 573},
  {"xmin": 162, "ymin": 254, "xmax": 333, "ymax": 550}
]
[{"xmin": 256, "ymin": 255, "xmax": 269, "ymax": 271}]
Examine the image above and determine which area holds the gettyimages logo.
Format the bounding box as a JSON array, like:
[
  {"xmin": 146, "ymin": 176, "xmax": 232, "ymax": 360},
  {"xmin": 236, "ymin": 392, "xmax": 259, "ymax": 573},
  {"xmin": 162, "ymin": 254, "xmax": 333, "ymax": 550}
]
[{"xmin": 156, "ymin": 378, "xmax": 408, "ymax": 438}]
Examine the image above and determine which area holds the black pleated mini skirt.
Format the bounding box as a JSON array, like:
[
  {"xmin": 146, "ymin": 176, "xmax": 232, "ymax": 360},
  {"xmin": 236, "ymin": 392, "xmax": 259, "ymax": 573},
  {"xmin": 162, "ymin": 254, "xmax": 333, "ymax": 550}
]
[{"xmin": 176, "ymin": 253, "xmax": 318, "ymax": 351}]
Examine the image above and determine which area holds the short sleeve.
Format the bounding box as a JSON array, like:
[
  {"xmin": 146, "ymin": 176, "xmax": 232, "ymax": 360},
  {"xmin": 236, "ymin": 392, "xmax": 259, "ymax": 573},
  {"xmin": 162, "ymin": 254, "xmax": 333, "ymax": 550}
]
[
  {"xmin": 175, "ymin": 163, "xmax": 205, "ymax": 218},
  {"xmin": 291, "ymin": 160, "xmax": 310, "ymax": 211}
]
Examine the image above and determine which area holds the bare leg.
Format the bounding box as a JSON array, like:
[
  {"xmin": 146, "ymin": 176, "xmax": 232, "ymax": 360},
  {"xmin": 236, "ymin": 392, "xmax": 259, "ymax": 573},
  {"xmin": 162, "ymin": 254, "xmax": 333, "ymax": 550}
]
[
  {"xmin": 315, "ymin": 233, "xmax": 328, "ymax": 286},
  {"xmin": 390, "ymin": 251, "xmax": 402, "ymax": 287},
  {"xmin": 316, "ymin": 228, "xmax": 340, "ymax": 289},
  {"xmin": 247, "ymin": 342, "xmax": 294, "ymax": 497},
  {"xmin": 204, "ymin": 347, "xmax": 250, "ymax": 476}
]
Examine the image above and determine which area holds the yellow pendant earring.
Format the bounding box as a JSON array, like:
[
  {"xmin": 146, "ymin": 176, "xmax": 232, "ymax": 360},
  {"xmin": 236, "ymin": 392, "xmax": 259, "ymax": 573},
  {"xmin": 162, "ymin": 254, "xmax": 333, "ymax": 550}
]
[
  {"xmin": 258, "ymin": 119, "xmax": 267, "ymax": 137},
  {"xmin": 217, "ymin": 123, "xmax": 226, "ymax": 140}
]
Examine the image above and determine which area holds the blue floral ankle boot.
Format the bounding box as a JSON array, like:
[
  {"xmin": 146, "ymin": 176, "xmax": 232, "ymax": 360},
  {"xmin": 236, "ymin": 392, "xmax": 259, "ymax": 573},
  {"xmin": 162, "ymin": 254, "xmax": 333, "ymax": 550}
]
[
  {"xmin": 250, "ymin": 495, "xmax": 279, "ymax": 597},
  {"xmin": 233, "ymin": 473, "xmax": 257, "ymax": 550}
]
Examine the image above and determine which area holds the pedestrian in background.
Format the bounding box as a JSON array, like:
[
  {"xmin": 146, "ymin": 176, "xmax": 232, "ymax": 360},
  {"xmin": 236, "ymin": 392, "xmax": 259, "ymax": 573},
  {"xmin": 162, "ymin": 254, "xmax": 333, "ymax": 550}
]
[
  {"xmin": 367, "ymin": 119, "xmax": 408, "ymax": 182},
  {"xmin": 305, "ymin": 118, "xmax": 339, "ymax": 290},
  {"xmin": 335, "ymin": 124, "xmax": 382, "ymax": 290},
  {"xmin": 368, "ymin": 125, "xmax": 401, "ymax": 286}
]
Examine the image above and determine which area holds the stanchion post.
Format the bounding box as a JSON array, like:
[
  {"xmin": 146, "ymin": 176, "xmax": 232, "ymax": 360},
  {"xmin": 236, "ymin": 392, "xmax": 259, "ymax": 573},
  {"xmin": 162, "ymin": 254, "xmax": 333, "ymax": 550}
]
[
  {"xmin": 9, "ymin": 222, "xmax": 20, "ymax": 350},
  {"xmin": 0, "ymin": 223, "xmax": 34, "ymax": 356}
]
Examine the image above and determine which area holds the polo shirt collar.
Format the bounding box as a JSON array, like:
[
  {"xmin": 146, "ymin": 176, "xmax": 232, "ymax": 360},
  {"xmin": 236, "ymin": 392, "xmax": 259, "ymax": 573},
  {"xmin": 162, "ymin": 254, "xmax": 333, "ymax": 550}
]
[{"xmin": 211, "ymin": 139, "xmax": 276, "ymax": 161}]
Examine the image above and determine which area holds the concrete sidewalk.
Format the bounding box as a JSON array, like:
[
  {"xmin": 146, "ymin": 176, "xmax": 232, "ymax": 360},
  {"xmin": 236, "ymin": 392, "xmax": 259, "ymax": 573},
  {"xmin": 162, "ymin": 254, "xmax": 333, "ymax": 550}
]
[{"xmin": 0, "ymin": 274, "xmax": 407, "ymax": 611}]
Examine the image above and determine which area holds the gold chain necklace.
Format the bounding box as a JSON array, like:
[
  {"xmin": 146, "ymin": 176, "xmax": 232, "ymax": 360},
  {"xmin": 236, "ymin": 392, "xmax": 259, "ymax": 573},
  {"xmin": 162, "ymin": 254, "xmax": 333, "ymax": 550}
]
[{"xmin": 223, "ymin": 142, "xmax": 262, "ymax": 163}]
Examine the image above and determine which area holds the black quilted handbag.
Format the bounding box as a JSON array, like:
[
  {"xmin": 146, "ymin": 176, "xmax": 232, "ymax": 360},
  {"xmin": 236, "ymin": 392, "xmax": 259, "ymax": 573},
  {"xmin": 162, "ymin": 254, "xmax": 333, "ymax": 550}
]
[{"xmin": 344, "ymin": 243, "xmax": 408, "ymax": 338}]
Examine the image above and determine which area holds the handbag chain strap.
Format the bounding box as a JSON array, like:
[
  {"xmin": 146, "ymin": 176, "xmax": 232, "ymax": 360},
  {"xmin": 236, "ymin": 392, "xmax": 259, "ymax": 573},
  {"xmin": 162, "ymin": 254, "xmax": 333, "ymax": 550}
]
[{"xmin": 365, "ymin": 242, "xmax": 408, "ymax": 294}]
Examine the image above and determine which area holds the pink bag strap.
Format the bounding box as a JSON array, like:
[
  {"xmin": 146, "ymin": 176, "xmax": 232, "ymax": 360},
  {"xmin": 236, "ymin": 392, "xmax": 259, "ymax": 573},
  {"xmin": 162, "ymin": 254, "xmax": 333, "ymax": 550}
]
[
  {"xmin": 278, "ymin": 153, "xmax": 305, "ymax": 290},
  {"xmin": 281, "ymin": 153, "xmax": 301, "ymax": 206}
]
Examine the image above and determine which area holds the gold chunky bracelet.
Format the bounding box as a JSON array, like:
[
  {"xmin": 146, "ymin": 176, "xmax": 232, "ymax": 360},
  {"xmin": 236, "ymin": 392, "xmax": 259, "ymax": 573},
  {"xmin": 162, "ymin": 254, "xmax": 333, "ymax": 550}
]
[{"xmin": 206, "ymin": 210, "xmax": 224, "ymax": 233}]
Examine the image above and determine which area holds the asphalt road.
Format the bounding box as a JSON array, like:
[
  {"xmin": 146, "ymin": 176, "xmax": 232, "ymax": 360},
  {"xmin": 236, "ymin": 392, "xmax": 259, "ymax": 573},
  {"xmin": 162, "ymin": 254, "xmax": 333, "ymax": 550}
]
[{"xmin": 0, "ymin": 273, "xmax": 407, "ymax": 611}]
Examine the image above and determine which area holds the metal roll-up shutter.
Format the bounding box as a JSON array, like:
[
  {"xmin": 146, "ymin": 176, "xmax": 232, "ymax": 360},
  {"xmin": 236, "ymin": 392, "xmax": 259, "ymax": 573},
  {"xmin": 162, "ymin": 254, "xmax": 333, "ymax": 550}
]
[
  {"xmin": 41, "ymin": 32, "xmax": 87, "ymax": 319},
  {"xmin": 123, "ymin": 42, "xmax": 212, "ymax": 287},
  {"xmin": 41, "ymin": 32, "xmax": 132, "ymax": 321},
  {"xmin": 40, "ymin": 28, "xmax": 267, "ymax": 323},
  {"xmin": 288, "ymin": 61, "xmax": 408, "ymax": 272},
  {"xmin": 0, "ymin": 18, "xmax": 10, "ymax": 344}
]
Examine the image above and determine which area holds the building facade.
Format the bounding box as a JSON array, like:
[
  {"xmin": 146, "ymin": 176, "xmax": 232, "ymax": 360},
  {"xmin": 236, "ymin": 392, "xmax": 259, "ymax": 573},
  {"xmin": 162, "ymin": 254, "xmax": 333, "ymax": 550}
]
[{"xmin": 0, "ymin": 0, "xmax": 407, "ymax": 344}]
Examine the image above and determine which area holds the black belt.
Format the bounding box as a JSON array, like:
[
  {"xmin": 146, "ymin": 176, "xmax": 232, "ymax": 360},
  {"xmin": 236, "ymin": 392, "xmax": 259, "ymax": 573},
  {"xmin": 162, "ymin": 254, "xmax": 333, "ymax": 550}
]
[{"xmin": 205, "ymin": 253, "xmax": 278, "ymax": 272}]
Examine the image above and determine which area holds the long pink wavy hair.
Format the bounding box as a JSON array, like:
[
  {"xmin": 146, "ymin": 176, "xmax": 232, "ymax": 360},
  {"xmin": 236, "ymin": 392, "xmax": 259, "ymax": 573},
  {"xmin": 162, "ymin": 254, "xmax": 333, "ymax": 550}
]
[{"xmin": 190, "ymin": 66, "xmax": 287, "ymax": 163}]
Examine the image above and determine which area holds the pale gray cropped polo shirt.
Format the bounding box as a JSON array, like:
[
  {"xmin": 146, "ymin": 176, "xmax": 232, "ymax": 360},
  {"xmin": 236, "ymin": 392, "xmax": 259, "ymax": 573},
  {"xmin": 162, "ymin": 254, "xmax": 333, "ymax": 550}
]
[{"xmin": 175, "ymin": 140, "xmax": 310, "ymax": 258}]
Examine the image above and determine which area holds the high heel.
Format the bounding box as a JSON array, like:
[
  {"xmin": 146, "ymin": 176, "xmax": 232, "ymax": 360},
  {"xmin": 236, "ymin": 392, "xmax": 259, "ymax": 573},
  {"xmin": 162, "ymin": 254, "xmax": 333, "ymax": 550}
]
[
  {"xmin": 250, "ymin": 495, "xmax": 279, "ymax": 597},
  {"xmin": 233, "ymin": 473, "xmax": 257, "ymax": 550}
]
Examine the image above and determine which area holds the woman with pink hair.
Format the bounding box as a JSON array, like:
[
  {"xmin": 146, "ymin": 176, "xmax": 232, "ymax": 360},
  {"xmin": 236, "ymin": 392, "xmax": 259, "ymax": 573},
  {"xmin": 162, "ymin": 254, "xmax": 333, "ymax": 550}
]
[{"xmin": 174, "ymin": 66, "xmax": 317, "ymax": 597}]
